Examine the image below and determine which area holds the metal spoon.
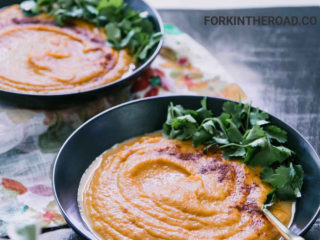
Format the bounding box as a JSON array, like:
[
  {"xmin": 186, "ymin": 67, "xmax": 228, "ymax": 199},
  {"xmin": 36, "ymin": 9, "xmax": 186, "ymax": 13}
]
[{"xmin": 262, "ymin": 206, "xmax": 305, "ymax": 240}]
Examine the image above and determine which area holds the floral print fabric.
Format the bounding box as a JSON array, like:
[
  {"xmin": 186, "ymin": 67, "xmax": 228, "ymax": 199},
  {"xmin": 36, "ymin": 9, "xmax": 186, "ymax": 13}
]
[{"xmin": 0, "ymin": 24, "xmax": 245, "ymax": 236}]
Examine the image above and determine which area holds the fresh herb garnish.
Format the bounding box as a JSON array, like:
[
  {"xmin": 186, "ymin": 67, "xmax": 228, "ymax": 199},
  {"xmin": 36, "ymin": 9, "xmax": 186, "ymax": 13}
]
[
  {"xmin": 162, "ymin": 98, "xmax": 304, "ymax": 205},
  {"xmin": 19, "ymin": 0, "xmax": 162, "ymax": 61}
]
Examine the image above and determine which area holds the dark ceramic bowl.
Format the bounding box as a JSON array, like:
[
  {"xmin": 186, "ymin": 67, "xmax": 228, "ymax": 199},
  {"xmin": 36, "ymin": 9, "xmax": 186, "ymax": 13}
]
[
  {"xmin": 0, "ymin": 0, "xmax": 163, "ymax": 109},
  {"xmin": 53, "ymin": 95, "xmax": 320, "ymax": 239}
]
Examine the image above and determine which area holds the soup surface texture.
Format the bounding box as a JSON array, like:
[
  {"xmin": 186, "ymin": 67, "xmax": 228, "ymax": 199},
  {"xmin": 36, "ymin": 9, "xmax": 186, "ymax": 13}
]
[
  {"xmin": 0, "ymin": 5, "xmax": 134, "ymax": 94},
  {"xmin": 80, "ymin": 133, "xmax": 292, "ymax": 240}
]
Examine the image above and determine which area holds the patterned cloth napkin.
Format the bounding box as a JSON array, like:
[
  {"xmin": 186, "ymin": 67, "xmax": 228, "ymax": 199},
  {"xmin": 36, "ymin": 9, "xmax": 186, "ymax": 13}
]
[{"xmin": 0, "ymin": 24, "xmax": 245, "ymax": 237}]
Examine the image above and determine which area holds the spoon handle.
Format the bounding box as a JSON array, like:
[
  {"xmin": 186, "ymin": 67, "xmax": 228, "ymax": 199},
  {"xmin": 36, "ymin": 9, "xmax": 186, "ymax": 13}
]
[{"xmin": 262, "ymin": 207, "xmax": 305, "ymax": 240}]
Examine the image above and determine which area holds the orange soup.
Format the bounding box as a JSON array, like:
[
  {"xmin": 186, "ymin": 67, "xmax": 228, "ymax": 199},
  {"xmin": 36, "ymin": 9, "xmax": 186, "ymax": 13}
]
[
  {"xmin": 0, "ymin": 5, "xmax": 134, "ymax": 94},
  {"xmin": 79, "ymin": 133, "xmax": 293, "ymax": 240}
]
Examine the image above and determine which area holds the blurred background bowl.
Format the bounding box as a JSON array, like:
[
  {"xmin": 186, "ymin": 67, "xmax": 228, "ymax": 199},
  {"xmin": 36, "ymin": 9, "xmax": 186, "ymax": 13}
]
[{"xmin": 0, "ymin": 0, "xmax": 164, "ymax": 109}]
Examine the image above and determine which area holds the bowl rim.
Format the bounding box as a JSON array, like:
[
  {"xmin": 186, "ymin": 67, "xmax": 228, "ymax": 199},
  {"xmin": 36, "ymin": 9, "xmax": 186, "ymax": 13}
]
[
  {"xmin": 52, "ymin": 94, "xmax": 320, "ymax": 238},
  {"xmin": 0, "ymin": 0, "xmax": 164, "ymax": 97}
]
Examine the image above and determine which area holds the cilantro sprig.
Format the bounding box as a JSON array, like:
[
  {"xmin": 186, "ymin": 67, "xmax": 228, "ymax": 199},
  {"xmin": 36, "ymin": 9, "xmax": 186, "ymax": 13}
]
[
  {"xmin": 163, "ymin": 98, "xmax": 304, "ymax": 205},
  {"xmin": 20, "ymin": 0, "xmax": 162, "ymax": 61}
]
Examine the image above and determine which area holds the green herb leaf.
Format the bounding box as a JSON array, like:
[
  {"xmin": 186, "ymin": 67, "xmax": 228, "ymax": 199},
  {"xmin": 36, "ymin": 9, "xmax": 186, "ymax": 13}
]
[
  {"xmin": 226, "ymin": 120, "xmax": 243, "ymax": 143},
  {"xmin": 212, "ymin": 137, "xmax": 229, "ymax": 145},
  {"xmin": 200, "ymin": 119, "xmax": 216, "ymax": 135},
  {"xmin": 163, "ymin": 103, "xmax": 199, "ymax": 140},
  {"xmin": 213, "ymin": 113, "xmax": 230, "ymax": 136},
  {"xmin": 244, "ymin": 125, "xmax": 265, "ymax": 143},
  {"xmin": 261, "ymin": 163, "xmax": 304, "ymax": 201},
  {"xmin": 85, "ymin": 5, "xmax": 98, "ymax": 16},
  {"xmin": 138, "ymin": 32, "xmax": 162, "ymax": 60},
  {"xmin": 264, "ymin": 189, "xmax": 277, "ymax": 207},
  {"xmin": 20, "ymin": 0, "xmax": 40, "ymax": 15},
  {"xmin": 162, "ymin": 98, "xmax": 303, "ymax": 204},
  {"xmin": 245, "ymin": 144, "xmax": 292, "ymax": 166},
  {"xmin": 105, "ymin": 22, "xmax": 121, "ymax": 43},
  {"xmin": 222, "ymin": 101, "xmax": 245, "ymax": 129},
  {"xmin": 20, "ymin": 0, "xmax": 162, "ymax": 62},
  {"xmin": 223, "ymin": 146, "xmax": 246, "ymax": 159},
  {"xmin": 193, "ymin": 129, "xmax": 212, "ymax": 147},
  {"xmin": 20, "ymin": 0, "xmax": 37, "ymax": 11},
  {"xmin": 264, "ymin": 125, "xmax": 287, "ymax": 143},
  {"xmin": 98, "ymin": 0, "xmax": 123, "ymax": 9},
  {"xmin": 118, "ymin": 29, "xmax": 136, "ymax": 48},
  {"xmin": 250, "ymin": 108, "xmax": 269, "ymax": 126}
]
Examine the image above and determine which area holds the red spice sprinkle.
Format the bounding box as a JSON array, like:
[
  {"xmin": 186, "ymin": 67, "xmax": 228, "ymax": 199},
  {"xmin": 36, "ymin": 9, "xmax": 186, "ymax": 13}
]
[{"xmin": 234, "ymin": 202, "xmax": 263, "ymax": 215}]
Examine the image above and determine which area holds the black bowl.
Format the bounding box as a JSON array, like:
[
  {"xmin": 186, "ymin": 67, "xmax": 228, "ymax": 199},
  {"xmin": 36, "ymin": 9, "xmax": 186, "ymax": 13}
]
[
  {"xmin": 53, "ymin": 95, "xmax": 320, "ymax": 239},
  {"xmin": 0, "ymin": 0, "xmax": 164, "ymax": 109}
]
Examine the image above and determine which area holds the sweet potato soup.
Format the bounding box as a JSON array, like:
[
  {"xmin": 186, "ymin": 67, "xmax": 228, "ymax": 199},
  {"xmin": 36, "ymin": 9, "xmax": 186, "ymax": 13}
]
[
  {"xmin": 0, "ymin": 5, "xmax": 134, "ymax": 94},
  {"xmin": 79, "ymin": 133, "xmax": 293, "ymax": 240}
]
